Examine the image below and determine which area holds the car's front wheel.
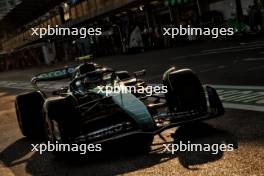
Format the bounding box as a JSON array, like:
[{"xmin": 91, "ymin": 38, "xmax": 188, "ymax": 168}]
[{"xmin": 43, "ymin": 95, "xmax": 80, "ymax": 157}]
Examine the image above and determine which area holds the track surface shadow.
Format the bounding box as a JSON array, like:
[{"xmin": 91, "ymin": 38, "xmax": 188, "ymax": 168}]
[
  {"xmin": 171, "ymin": 123, "xmax": 238, "ymax": 170},
  {"xmin": 1, "ymin": 122, "xmax": 237, "ymax": 176}
]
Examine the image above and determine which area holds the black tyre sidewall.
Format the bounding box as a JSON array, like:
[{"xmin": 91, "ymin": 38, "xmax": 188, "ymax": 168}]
[{"xmin": 15, "ymin": 91, "xmax": 45, "ymax": 139}]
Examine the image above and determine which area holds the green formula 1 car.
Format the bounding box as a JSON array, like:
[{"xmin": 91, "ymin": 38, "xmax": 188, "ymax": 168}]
[{"xmin": 15, "ymin": 62, "xmax": 224, "ymax": 154}]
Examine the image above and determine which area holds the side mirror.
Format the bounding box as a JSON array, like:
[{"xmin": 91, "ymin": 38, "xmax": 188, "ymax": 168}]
[{"xmin": 134, "ymin": 70, "xmax": 146, "ymax": 78}]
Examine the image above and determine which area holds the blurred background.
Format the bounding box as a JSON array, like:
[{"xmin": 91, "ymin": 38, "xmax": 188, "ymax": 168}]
[{"xmin": 0, "ymin": 0, "xmax": 264, "ymax": 70}]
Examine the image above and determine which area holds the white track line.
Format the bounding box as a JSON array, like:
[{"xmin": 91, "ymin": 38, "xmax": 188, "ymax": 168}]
[
  {"xmin": 223, "ymin": 103, "xmax": 264, "ymax": 112},
  {"xmin": 201, "ymin": 43, "xmax": 264, "ymax": 53},
  {"xmin": 243, "ymin": 58, "xmax": 264, "ymax": 61},
  {"xmin": 170, "ymin": 46, "xmax": 263, "ymax": 60},
  {"xmin": 211, "ymin": 85, "xmax": 264, "ymax": 90}
]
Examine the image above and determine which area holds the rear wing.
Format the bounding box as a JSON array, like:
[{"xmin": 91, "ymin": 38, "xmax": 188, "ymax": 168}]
[
  {"xmin": 31, "ymin": 55, "xmax": 94, "ymax": 84},
  {"xmin": 31, "ymin": 66, "xmax": 75, "ymax": 84}
]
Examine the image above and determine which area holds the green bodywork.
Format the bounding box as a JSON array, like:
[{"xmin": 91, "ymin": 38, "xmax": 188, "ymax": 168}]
[
  {"xmin": 112, "ymin": 91, "xmax": 156, "ymax": 130},
  {"xmin": 94, "ymin": 85, "xmax": 156, "ymax": 131}
]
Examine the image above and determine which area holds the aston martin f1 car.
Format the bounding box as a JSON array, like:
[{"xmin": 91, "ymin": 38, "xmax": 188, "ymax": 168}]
[{"xmin": 15, "ymin": 62, "xmax": 224, "ymax": 154}]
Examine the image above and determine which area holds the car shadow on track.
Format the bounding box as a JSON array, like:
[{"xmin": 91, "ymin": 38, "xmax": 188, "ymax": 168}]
[
  {"xmin": 0, "ymin": 123, "xmax": 238, "ymax": 176},
  {"xmin": 171, "ymin": 123, "xmax": 238, "ymax": 170},
  {"xmin": 0, "ymin": 138, "xmax": 45, "ymax": 167}
]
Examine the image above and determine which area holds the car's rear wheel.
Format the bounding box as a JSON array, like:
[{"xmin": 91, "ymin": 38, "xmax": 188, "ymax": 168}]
[{"xmin": 15, "ymin": 91, "xmax": 45, "ymax": 139}]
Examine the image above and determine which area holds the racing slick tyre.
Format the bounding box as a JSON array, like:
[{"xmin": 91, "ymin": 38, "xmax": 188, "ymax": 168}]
[
  {"xmin": 43, "ymin": 95, "xmax": 80, "ymax": 157},
  {"xmin": 15, "ymin": 91, "xmax": 45, "ymax": 139},
  {"xmin": 125, "ymin": 135, "xmax": 154, "ymax": 155},
  {"xmin": 163, "ymin": 68, "xmax": 207, "ymax": 113},
  {"xmin": 134, "ymin": 135, "xmax": 154, "ymax": 154}
]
